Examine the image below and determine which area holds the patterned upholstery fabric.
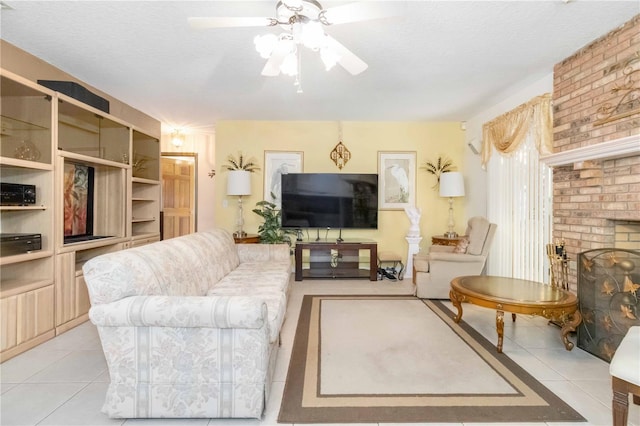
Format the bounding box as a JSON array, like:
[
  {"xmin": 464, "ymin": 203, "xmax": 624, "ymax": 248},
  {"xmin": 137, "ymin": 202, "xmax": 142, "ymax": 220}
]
[{"xmin": 83, "ymin": 229, "xmax": 291, "ymax": 419}]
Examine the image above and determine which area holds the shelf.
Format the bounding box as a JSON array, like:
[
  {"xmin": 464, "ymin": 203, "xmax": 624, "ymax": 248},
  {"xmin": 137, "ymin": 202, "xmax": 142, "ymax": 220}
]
[
  {"xmin": 132, "ymin": 198, "xmax": 155, "ymax": 202},
  {"xmin": 0, "ymin": 279, "xmax": 53, "ymax": 299},
  {"xmin": 0, "ymin": 250, "xmax": 53, "ymax": 266},
  {"xmin": 59, "ymin": 150, "xmax": 129, "ymax": 169},
  {"xmin": 57, "ymin": 97, "xmax": 130, "ymax": 164},
  {"xmin": 301, "ymin": 269, "xmax": 372, "ymax": 279},
  {"xmin": 0, "ymin": 156, "xmax": 53, "ymax": 170},
  {"xmin": 132, "ymin": 177, "xmax": 160, "ymax": 185},
  {"xmin": 1, "ymin": 114, "xmax": 49, "ymax": 133},
  {"xmin": 132, "ymin": 217, "xmax": 156, "ymax": 223},
  {"xmin": 0, "ymin": 205, "xmax": 47, "ymax": 211},
  {"xmin": 59, "ymin": 236, "xmax": 128, "ymax": 253},
  {"xmin": 132, "ymin": 232, "xmax": 160, "ymax": 240}
]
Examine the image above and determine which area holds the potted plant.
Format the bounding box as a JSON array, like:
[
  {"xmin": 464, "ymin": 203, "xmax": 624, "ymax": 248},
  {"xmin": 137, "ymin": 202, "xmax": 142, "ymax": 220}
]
[{"xmin": 252, "ymin": 198, "xmax": 294, "ymax": 245}]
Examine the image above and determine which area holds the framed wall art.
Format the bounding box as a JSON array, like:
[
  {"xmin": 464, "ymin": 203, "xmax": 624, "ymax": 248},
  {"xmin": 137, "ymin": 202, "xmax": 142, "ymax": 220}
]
[
  {"xmin": 264, "ymin": 151, "xmax": 304, "ymax": 209},
  {"xmin": 377, "ymin": 151, "xmax": 416, "ymax": 210}
]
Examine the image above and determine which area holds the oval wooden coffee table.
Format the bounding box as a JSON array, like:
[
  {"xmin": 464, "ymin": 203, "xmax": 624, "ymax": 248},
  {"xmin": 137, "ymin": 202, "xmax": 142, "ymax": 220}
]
[{"xmin": 449, "ymin": 275, "xmax": 582, "ymax": 353}]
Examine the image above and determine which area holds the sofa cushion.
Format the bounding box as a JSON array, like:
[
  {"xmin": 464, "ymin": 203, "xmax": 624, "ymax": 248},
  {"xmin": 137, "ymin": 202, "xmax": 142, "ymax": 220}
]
[
  {"xmin": 466, "ymin": 217, "xmax": 490, "ymax": 255},
  {"xmin": 215, "ymin": 266, "xmax": 291, "ymax": 293},
  {"xmin": 84, "ymin": 229, "xmax": 241, "ymax": 304}
]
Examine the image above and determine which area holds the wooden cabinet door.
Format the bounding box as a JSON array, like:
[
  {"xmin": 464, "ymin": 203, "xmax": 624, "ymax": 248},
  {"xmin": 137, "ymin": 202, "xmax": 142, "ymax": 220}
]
[
  {"xmin": 55, "ymin": 252, "xmax": 77, "ymax": 326},
  {"xmin": 0, "ymin": 296, "xmax": 18, "ymax": 352},
  {"xmin": 75, "ymin": 275, "xmax": 91, "ymax": 318},
  {"xmin": 17, "ymin": 286, "xmax": 54, "ymax": 344}
]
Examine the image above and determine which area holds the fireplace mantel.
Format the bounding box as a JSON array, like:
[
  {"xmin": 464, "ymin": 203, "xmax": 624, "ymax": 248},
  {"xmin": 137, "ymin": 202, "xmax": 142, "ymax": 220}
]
[{"xmin": 540, "ymin": 134, "xmax": 640, "ymax": 167}]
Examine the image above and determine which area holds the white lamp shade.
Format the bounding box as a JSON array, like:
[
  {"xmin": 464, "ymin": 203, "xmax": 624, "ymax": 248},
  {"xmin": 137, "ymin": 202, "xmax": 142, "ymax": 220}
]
[
  {"xmin": 439, "ymin": 172, "xmax": 465, "ymax": 197},
  {"xmin": 227, "ymin": 170, "xmax": 252, "ymax": 196}
]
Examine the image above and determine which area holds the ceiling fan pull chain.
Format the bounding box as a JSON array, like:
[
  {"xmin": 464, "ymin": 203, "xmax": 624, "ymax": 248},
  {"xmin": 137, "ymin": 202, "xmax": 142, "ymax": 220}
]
[{"xmin": 295, "ymin": 50, "xmax": 303, "ymax": 93}]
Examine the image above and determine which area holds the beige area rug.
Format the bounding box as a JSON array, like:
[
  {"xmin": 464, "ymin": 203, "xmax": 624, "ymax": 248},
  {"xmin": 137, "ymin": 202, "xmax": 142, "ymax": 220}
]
[{"xmin": 278, "ymin": 295, "xmax": 586, "ymax": 423}]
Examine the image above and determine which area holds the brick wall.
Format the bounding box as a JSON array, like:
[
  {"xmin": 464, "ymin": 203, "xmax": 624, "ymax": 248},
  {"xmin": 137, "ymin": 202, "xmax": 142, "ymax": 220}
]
[
  {"xmin": 553, "ymin": 15, "xmax": 640, "ymax": 150},
  {"xmin": 552, "ymin": 15, "xmax": 640, "ymax": 291}
]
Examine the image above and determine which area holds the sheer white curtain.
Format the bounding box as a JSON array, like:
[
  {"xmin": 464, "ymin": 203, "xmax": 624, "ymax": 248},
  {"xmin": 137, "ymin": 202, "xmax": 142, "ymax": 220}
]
[{"xmin": 485, "ymin": 131, "xmax": 553, "ymax": 282}]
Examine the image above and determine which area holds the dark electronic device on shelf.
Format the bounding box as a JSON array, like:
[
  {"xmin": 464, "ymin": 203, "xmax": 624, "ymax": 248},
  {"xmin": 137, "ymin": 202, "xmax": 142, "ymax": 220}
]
[
  {"xmin": 0, "ymin": 233, "xmax": 42, "ymax": 256},
  {"xmin": 37, "ymin": 80, "xmax": 110, "ymax": 113},
  {"xmin": 281, "ymin": 173, "xmax": 378, "ymax": 230},
  {"xmin": 1, "ymin": 183, "xmax": 36, "ymax": 206}
]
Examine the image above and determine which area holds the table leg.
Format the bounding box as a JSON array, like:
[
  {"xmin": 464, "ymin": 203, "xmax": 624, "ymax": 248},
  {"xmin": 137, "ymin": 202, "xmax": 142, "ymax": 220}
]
[
  {"xmin": 496, "ymin": 310, "xmax": 505, "ymax": 353},
  {"xmin": 561, "ymin": 310, "xmax": 582, "ymax": 351},
  {"xmin": 450, "ymin": 289, "xmax": 463, "ymax": 323}
]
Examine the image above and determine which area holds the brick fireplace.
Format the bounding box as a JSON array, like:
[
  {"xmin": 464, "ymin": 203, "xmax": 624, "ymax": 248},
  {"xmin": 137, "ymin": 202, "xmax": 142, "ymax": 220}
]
[
  {"xmin": 548, "ymin": 15, "xmax": 640, "ymax": 360},
  {"xmin": 550, "ymin": 14, "xmax": 640, "ymax": 294}
]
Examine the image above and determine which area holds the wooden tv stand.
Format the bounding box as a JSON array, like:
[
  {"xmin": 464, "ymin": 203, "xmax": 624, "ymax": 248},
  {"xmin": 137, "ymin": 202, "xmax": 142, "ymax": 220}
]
[{"xmin": 294, "ymin": 241, "xmax": 378, "ymax": 281}]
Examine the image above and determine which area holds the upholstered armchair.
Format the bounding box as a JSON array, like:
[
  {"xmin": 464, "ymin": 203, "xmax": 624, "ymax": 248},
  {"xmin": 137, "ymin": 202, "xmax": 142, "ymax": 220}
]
[{"xmin": 413, "ymin": 216, "xmax": 497, "ymax": 299}]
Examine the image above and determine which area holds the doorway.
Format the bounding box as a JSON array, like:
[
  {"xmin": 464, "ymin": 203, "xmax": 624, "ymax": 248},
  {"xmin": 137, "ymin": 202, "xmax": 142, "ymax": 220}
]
[{"xmin": 161, "ymin": 153, "xmax": 197, "ymax": 239}]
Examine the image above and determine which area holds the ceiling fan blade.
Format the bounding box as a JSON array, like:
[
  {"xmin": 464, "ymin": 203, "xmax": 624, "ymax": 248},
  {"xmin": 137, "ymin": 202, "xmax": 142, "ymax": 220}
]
[
  {"xmin": 321, "ymin": 2, "xmax": 404, "ymax": 25},
  {"xmin": 188, "ymin": 17, "xmax": 275, "ymax": 29},
  {"xmin": 324, "ymin": 35, "xmax": 368, "ymax": 75},
  {"xmin": 261, "ymin": 41, "xmax": 291, "ymax": 76}
]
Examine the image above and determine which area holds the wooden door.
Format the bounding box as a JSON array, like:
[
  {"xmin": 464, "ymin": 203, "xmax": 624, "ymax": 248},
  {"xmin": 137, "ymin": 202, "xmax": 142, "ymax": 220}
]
[{"xmin": 161, "ymin": 155, "xmax": 196, "ymax": 239}]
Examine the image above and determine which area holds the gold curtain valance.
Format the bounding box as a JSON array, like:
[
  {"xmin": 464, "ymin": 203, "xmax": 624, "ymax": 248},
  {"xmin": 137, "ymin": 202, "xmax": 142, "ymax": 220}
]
[{"xmin": 481, "ymin": 93, "xmax": 553, "ymax": 166}]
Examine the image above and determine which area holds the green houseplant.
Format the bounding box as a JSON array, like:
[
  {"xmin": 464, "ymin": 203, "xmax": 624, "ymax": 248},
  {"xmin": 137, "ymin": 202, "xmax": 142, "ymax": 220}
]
[{"xmin": 252, "ymin": 199, "xmax": 294, "ymax": 245}]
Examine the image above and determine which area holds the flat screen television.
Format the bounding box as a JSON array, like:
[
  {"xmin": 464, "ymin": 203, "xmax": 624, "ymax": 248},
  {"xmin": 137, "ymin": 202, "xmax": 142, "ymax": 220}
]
[
  {"xmin": 63, "ymin": 162, "xmax": 97, "ymax": 243},
  {"xmin": 281, "ymin": 173, "xmax": 378, "ymax": 229}
]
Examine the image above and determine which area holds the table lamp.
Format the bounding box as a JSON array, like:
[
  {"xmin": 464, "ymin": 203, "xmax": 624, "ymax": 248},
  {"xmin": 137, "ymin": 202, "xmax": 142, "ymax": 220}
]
[
  {"xmin": 227, "ymin": 170, "xmax": 251, "ymax": 237},
  {"xmin": 439, "ymin": 171, "xmax": 465, "ymax": 238}
]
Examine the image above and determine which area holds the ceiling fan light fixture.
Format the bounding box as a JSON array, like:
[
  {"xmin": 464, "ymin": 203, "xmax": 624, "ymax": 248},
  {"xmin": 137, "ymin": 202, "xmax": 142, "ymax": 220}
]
[
  {"xmin": 281, "ymin": 52, "xmax": 299, "ymax": 76},
  {"xmin": 191, "ymin": 0, "xmax": 378, "ymax": 83},
  {"xmin": 320, "ymin": 46, "xmax": 339, "ymax": 70},
  {"xmin": 282, "ymin": 0, "xmax": 304, "ymax": 11},
  {"xmin": 301, "ymin": 20, "xmax": 325, "ymax": 49},
  {"xmin": 254, "ymin": 33, "xmax": 278, "ymax": 58}
]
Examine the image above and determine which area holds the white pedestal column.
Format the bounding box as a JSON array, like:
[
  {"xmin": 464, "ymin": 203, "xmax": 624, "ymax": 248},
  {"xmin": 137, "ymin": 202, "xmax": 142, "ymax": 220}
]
[{"xmin": 405, "ymin": 236, "xmax": 422, "ymax": 280}]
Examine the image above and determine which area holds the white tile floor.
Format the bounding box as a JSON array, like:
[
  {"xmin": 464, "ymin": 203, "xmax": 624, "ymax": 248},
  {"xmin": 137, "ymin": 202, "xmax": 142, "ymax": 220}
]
[{"xmin": 1, "ymin": 278, "xmax": 639, "ymax": 426}]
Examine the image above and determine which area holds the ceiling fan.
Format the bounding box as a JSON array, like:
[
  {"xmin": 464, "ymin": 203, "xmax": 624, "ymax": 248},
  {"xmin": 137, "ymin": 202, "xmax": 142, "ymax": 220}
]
[{"xmin": 188, "ymin": 0, "xmax": 402, "ymax": 79}]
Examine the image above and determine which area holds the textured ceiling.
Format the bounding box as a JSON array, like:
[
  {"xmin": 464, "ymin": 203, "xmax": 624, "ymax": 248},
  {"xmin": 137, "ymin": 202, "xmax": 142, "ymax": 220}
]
[{"xmin": 1, "ymin": 1, "xmax": 638, "ymax": 130}]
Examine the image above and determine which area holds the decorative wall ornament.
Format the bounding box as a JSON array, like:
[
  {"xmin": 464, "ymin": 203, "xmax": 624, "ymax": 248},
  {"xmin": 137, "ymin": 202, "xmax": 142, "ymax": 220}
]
[
  {"xmin": 223, "ymin": 152, "xmax": 260, "ymax": 172},
  {"xmin": 420, "ymin": 156, "xmax": 454, "ymax": 190},
  {"xmin": 594, "ymin": 51, "xmax": 640, "ymax": 126},
  {"xmin": 330, "ymin": 141, "xmax": 351, "ymax": 169}
]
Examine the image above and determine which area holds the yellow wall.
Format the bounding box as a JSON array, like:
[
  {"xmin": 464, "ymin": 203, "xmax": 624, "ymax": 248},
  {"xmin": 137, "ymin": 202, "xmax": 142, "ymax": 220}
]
[{"xmin": 215, "ymin": 121, "xmax": 466, "ymax": 262}]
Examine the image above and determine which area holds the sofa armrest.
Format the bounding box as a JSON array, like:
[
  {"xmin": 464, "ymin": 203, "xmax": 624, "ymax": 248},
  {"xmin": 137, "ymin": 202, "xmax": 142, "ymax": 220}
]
[
  {"xmin": 236, "ymin": 243, "xmax": 290, "ymax": 263},
  {"xmin": 89, "ymin": 295, "xmax": 267, "ymax": 329},
  {"xmin": 428, "ymin": 245, "xmax": 456, "ymax": 253}
]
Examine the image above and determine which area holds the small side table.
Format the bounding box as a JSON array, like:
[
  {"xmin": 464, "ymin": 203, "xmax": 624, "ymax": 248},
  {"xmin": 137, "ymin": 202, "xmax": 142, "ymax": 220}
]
[
  {"xmin": 431, "ymin": 235, "xmax": 467, "ymax": 246},
  {"xmin": 234, "ymin": 234, "xmax": 260, "ymax": 244}
]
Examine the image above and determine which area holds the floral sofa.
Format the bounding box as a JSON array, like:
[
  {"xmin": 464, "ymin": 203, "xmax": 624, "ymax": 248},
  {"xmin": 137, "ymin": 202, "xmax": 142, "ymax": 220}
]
[{"xmin": 82, "ymin": 229, "xmax": 291, "ymax": 419}]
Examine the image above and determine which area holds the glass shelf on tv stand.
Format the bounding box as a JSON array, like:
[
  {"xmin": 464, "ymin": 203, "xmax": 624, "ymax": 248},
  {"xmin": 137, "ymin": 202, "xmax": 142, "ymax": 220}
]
[
  {"xmin": 299, "ymin": 238, "xmax": 375, "ymax": 244},
  {"xmin": 294, "ymin": 240, "xmax": 377, "ymax": 281}
]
